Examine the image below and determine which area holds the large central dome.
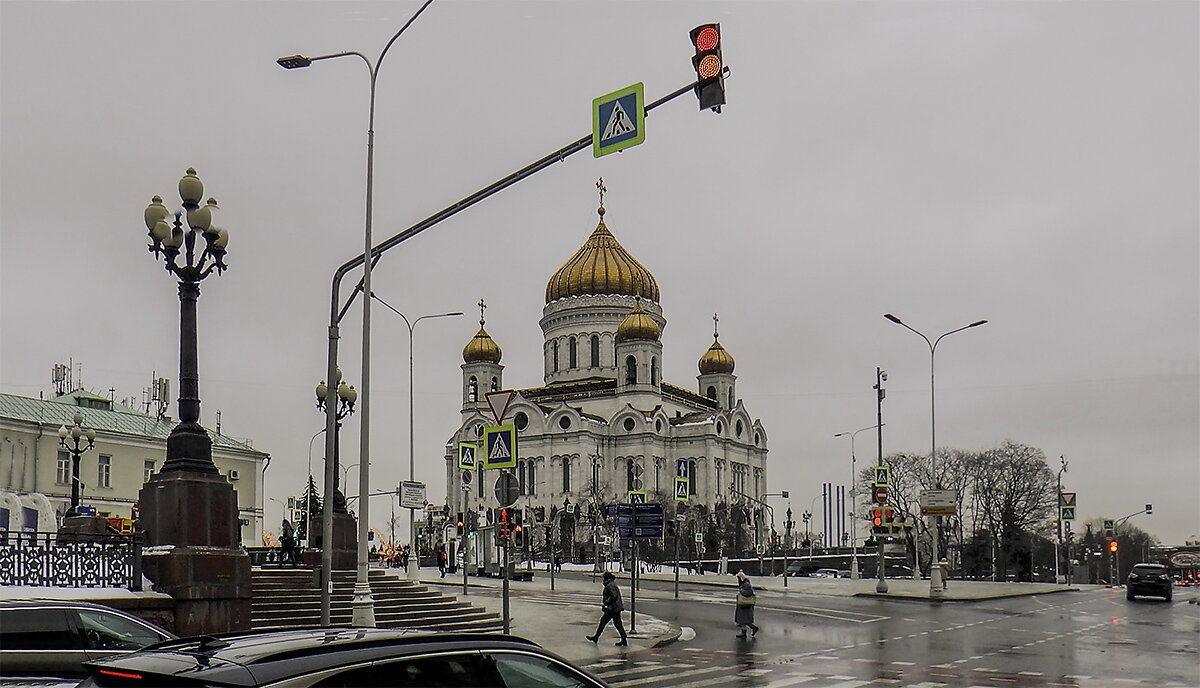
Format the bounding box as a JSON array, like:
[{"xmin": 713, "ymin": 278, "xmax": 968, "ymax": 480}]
[{"xmin": 545, "ymin": 208, "xmax": 660, "ymax": 304}]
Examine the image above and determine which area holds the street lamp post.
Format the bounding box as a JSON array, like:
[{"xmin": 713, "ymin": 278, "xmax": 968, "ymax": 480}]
[
  {"xmin": 58, "ymin": 412, "xmax": 95, "ymax": 516},
  {"xmin": 835, "ymin": 423, "xmax": 882, "ymax": 580},
  {"xmin": 1056, "ymin": 455, "xmax": 1068, "ymax": 584},
  {"xmin": 315, "ymin": 372, "xmax": 356, "ymax": 516},
  {"xmin": 884, "ymin": 313, "xmax": 987, "ymax": 598},
  {"xmin": 371, "ymin": 293, "xmax": 463, "ymax": 579},
  {"xmin": 278, "ymin": 0, "xmax": 433, "ymax": 628},
  {"xmin": 304, "ymin": 428, "xmax": 325, "ymax": 547}
]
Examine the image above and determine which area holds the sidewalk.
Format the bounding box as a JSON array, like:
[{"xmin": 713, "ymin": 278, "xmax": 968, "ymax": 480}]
[{"xmin": 403, "ymin": 564, "xmax": 1088, "ymax": 661}]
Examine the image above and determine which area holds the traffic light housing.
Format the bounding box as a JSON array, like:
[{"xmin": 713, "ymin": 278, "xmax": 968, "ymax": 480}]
[
  {"xmin": 499, "ymin": 508, "xmax": 511, "ymax": 542},
  {"xmin": 690, "ymin": 23, "xmax": 726, "ymax": 112},
  {"xmin": 1109, "ymin": 539, "xmax": 1118, "ymax": 554},
  {"xmin": 871, "ymin": 507, "xmax": 884, "ymax": 533},
  {"xmin": 456, "ymin": 512, "xmax": 464, "ymax": 536}
]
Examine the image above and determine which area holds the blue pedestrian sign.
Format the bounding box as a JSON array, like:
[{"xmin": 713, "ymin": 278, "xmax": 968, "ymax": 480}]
[
  {"xmin": 483, "ymin": 424, "xmax": 517, "ymax": 470},
  {"xmin": 593, "ymin": 82, "xmax": 645, "ymax": 157},
  {"xmin": 458, "ymin": 442, "xmax": 477, "ymax": 470}
]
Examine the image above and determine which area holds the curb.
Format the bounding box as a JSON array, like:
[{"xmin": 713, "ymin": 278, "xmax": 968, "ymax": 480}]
[{"xmin": 853, "ymin": 586, "xmax": 1080, "ymax": 602}]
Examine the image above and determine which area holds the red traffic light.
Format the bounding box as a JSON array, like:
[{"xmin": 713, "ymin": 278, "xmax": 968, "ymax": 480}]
[
  {"xmin": 872, "ymin": 509, "xmax": 883, "ymax": 527},
  {"xmin": 689, "ymin": 23, "xmax": 726, "ymax": 111},
  {"xmin": 694, "ymin": 26, "xmax": 719, "ymax": 51},
  {"xmin": 1109, "ymin": 540, "xmax": 1118, "ymax": 553}
]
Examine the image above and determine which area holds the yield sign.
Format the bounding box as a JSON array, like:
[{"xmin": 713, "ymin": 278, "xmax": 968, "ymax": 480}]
[
  {"xmin": 1059, "ymin": 492, "xmax": 1076, "ymax": 508},
  {"xmin": 486, "ymin": 390, "xmax": 515, "ymax": 424}
]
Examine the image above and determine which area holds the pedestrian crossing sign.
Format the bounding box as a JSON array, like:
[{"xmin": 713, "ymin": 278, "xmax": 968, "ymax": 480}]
[
  {"xmin": 482, "ymin": 424, "xmax": 517, "ymax": 470},
  {"xmin": 874, "ymin": 465, "xmax": 890, "ymax": 487},
  {"xmin": 675, "ymin": 477, "xmax": 689, "ymax": 502},
  {"xmin": 458, "ymin": 442, "xmax": 477, "ymax": 470},
  {"xmin": 593, "ymin": 82, "xmax": 645, "ymax": 157},
  {"xmin": 1060, "ymin": 506, "xmax": 1075, "ymax": 521},
  {"xmin": 628, "ymin": 491, "xmax": 647, "ymax": 504}
]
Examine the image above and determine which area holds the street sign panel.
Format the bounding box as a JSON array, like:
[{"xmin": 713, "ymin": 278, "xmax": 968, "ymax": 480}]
[
  {"xmin": 873, "ymin": 465, "xmax": 890, "ymax": 487},
  {"xmin": 919, "ymin": 489, "xmax": 957, "ymax": 515},
  {"xmin": 494, "ymin": 472, "xmax": 520, "ymax": 507},
  {"xmin": 1059, "ymin": 491, "xmax": 1076, "ymax": 507},
  {"xmin": 676, "ymin": 458, "xmax": 689, "ymax": 479},
  {"xmin": 756, "ymin": 544, "xmax": 766, "ymax": 555},
  {"xmin": 458, "ymin": 442, "xmax": 477, "ymax": 470},
  {"xmin": 593, "ymin": 82, "xmax": 645, "ymax": 157},
  {"xmin": 874, "ymin": 486, "xmax": 888, "ymax": 504},
  {"xmin": 674, "ymin": 477, "xmax": 689, "ymax": 501},
  {"xmin": 485, "ymin": 390, "xmax": 515, "ymax": 424},
  {"xmin": 400, "ymin": 481, "xmax": 426, "ymax": 509},
  {"xmin": 1060, "ymin": 506, "xmax": 1075, "ymax": 521},
  {"xmin": 461, "ymin": 469, "xmax": 472, "ymax": 486},
  {"xmin": 483, "ymin": 424, "xmax": 517, "ymax": 469},
  {"xmin": 628, "ymin": 491, "xmax": 647, "ymax": 504},
  {"xmin": 695, "ymin": 532, "xmax": 703, "ymax": 544}
]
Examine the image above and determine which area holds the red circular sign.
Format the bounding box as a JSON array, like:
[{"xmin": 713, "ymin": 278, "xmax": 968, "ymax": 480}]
[{"xmin": 874, "ymin": 486, "xmax": 889, "ymax": 504}]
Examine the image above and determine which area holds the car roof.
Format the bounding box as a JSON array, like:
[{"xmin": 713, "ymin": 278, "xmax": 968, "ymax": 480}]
[
  {"xmin": 1131, "ymin": 562, "xmax": 1166, "ymax": 569},
  {"xmin": 85, "ymin": 627, "xmax": 548, "ymax": 687},
  {"xmin": 2, "ymin": 598, "xmax": 140, "ymax": 613}
]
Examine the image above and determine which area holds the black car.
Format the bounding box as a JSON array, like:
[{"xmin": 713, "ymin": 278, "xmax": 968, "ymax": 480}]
[
  {"xmin": 1127, "ymin": 562, "xmax": 1173, "ymax": 601},
  {"xmin": 80, "ymin": 627, "xmax": 608, "ymax": 687},
  {"xmin": 0, "ymin": 598, "xmax": 174, "ymax": 678}
]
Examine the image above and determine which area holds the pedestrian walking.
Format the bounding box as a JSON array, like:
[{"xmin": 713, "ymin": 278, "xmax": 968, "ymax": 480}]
[
  {"xmin": 399, "ymin": 545, "xmax": 410, "ymax": 571},
  {"xmin": 279, "ymin": 519, "xmax": 297, "ymax": 567},
  {"xmin": 586, "ymin": 571, "xmax": 629, "ymax": 646},
  {"xmin": 734, "ymin": 570, "xmax": 759, "ymax": 638},
  {"xmin": 437, "ymin": 544, "xmax": 448, "ymax": 577}
]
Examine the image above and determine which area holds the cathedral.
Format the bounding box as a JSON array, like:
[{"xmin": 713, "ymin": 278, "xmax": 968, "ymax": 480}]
[{"xmin": 443, "ymin": 185, "xmax": 769, "ymax": 557}]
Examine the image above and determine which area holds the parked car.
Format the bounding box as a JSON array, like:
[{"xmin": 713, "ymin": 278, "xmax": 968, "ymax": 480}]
[
  {"xmin": 0, "ymin": 599, "xmax": 174, "ymax": 678},
  {"xmin": 1127, "ymin": 563, "xmax": 1173, "ymax": 601},
  {"xmin": 813, "ymin": 568, "xmax": 841, "ymax": 578},
  {"xmin": 80, "ymin": 627, "xmax": 608, "ymax": 687}
]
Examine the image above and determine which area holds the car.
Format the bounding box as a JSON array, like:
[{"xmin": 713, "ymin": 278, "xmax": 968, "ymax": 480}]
[
  {"xmin": 813, "ymin": 568, "xmax": 841, "ymax": 578},
  {"xmin": 79, "ymin": 627, "xmax": 609, "ymax": 688},
  {"xmin": 1127, "ymin": 562, "xmax": 1173, "ymax": 601},
  {"xmin": 0, "ymin": 598, "xmax": 174, "ymax": 678}
]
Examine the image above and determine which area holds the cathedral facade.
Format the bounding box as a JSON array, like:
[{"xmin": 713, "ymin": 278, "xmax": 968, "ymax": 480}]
[{"xmin": 443, "ymin": 194, "xmax": 769, "ymax": 555}]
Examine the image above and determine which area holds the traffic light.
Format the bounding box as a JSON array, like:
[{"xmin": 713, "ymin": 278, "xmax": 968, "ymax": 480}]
[
  {"xmin": 871, "ymin": 508, "xmax": 884, "ymax": 533},
  {"xmin": 884, "ymin": 508, "xmax": 895, "ymax": 532},
  {"xmin": 666, "ymin": 520, "xmax": 677, "ymax": 538},
  {"xmin": 513, "ymin": 523, "xmax": 525, "ymax": 549},
  {"xmin": 499, "ymin": 508, "xmax": 511, "ymax": 542},
  {"xmin": 689, "ymin": 23, "xmax": 726, "ymax": 112},
  {"xmin": 456, "ymin": 512, "xmax": 464, "ymax": 536},
  {"xmin": 1109, "ymin": 540, "xmax": 1118, "ymax": 554}
]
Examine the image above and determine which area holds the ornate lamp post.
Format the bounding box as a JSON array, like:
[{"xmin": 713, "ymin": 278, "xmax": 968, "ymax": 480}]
[
  {"xmin": 58, "ymin": 411, "xmax": 95, "ymax": 515},
  {"xmin": 315, "ymin": 371, "xmax": 356, "ymax": 515},
  {"xmin": 143, "ymin": 168, "xmax": 229, "ymax": 474},
  {"xmin": 835, "ymin": 423, "xmax": 882, "ymax": 580}
]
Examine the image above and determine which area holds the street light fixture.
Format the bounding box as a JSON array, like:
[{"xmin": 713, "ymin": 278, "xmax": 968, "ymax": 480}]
[
  {"xmin": 278, "ymin": 0, "xmax": 433, "ymax": 628},
  {"xmin": 371, "ymin": 291, "xmax": 463, "ymax": 578},
  {"xmin": 315, "ymin": 371, "xmax": 356, "ymax": 515},
  {"xmin": 58, "ymin": 411, "xmax": 95, "ymax": 516},
  {"xmin": 835, "ymin": 423, "xmax": 882, "ymax": 580},
  {"xmin": 883, "ymin": 313, "xmax": 987, "ymax": 597}
]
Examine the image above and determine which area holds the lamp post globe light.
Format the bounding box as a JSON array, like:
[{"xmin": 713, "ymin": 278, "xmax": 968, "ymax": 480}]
[
  {"xmin": 315, "ymin": 371, "xmax": 356, "ymax": 515},
  {"xmin": 883, "ymin": 313, "xmax": 987, "ymax": 598},
  {"xmin": 834, "ymin": 423, "xmax": 882, "ymax": 580},
  {"xmin": 58, "ymin": 411, "xmax": 95, "ymax": 516},
  {"xmin": 278, "ymin": 0, "xmax": 432, "ymax": 629}
]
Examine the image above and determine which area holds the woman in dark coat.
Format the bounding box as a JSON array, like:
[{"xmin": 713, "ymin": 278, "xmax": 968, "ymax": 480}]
[{"xmin": 734, "ymin": 570, "xmax": 759, "ymax": 638}]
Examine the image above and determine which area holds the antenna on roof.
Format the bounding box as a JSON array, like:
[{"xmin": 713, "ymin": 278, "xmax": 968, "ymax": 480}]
[{"xmin": 52, "ymin": 362, "xmax": 72, "ymax": 396}]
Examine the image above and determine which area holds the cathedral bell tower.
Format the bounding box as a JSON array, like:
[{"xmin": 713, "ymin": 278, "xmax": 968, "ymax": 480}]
[
  {"xmin": 461, "ymin": 299, "xmax": 502, "ymax": 414},
  {"xmin": 615, "ymin": 298, "xmax": 663, "ymax": 390},
  {"xmin": 697, "ymin": 313, "xmax": 736, "ymax": 409}
]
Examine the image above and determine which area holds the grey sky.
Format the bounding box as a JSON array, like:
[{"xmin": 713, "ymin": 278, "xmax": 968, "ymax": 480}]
[{"xmin": 2, "ymin": 1, "xmax": 1196, "ymax": 543}]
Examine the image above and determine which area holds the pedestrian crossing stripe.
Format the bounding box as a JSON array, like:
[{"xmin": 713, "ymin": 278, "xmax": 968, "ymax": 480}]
[
  {"xmin": 675, "ymin": 477, "xmax": 689, "ymax": 501},
  {"xmin": 458, "ymin": 442, "xmax": 477, "ymax": 470},
  {"xmin": 482, "ymin": 424, "xmax": 516, "ymax": 470}
]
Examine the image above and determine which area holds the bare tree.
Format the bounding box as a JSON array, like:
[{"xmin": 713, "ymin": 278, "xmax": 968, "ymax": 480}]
[{"xmin": 968, "ymin": 440, "xmax": 1056, "ymax": 580}]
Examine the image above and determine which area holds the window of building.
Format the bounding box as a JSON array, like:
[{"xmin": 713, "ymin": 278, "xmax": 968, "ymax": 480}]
[
  {"xmin": 625, "ymin": 356, "xmax": 637, "ymax": 385},
  {"xmin": 56, "ymin": 450, "xmax": 70, "ymax": 485},
  {"xmin": 490, "ymin": 376, "xmax": 498, "ymax": 392},
  {"xmin": 552, "ymin": 341, "xmax": 559, "ymax": 373},
  {"xmin": 144, "ymin": 460, "xmax": 155, "ymax": 483},
  {"xmin": 623, "ymin": 418, "xmax": 635, "ymax": 432},
  {"xmin": 706, "ymin": 385, "xmax": 717, "ymax": 400},
  {"xmin": 592, "ymin": 458, "xmax": 599, "ymax": 488},
  {"xmin": 736, "ymin": 420, "xmax": 744, "ymax": 438},
  {"xmin": 569, "ymin": 337, "xmax": 577, "ymax": 369},
  {"xmin": 559, "ymin": 416, "xmax": 571, "ymax": 430},
  {"xmin": 518, "ymin": 461, "xmax": 527, "ymax": 495},
  {"xmin": 561, "ymin": 458, "xmax": 570, "ymax": 493},
  {"xmin": 528, "ymin": 461, "xmax": 536, "ymax": 497},
  {"xmin": 97, "ymin": 455, "xmax": 111, "ymax": 489},
  {"xmin": 514, "ymin": 411, "xmax": 528, "ymax": 431},
  {"xmin": 651, "ymin": 358, "xmax": 658, "ymax": 386},
  {"xmin": 626, "ymin": 461, "xmax": 635, "ymax": 492},
  {"xmin": 729, "ymin": 388, "xmax": 735, "ymax": 408},
  {"xmin": 689, "ymin": 460, "xmax": 698, "ymax": 496},
  {"xmin": 590, "ymin": 335, "xmax": 600, "ymax": 367},
  {"xmin": 468, "ymin": 376, "xmax": 478, "ymax": 402}
]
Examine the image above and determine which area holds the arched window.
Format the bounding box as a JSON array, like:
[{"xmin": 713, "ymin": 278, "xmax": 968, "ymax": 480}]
[
  {"xmin": 590, "ymin": 335, "xmax": 600, "ymax": 367},
  {"xmin": 729, "ymin": 389, "xmax": 734, "ymax": 408},
  {"xmin": 528, "ymin": 461, "xmax": 536, "ymax": 497},
  {"xmin": 552, "ymin": 341, "xmax": 559, "ymax": 373},
  {"xmin": 561, "ymin": 458, "xmax": 571, "ymax": 493},
  {"xmin": 490, "ymin": 377, "xmax": 499, "ymax": 392},
  {"xmin": 688, "ymin": 460, "xmax": 698, "ymax": 496},
  {"xmin": 626, "ymin": 460, "xmax": 635, "ymax": 492},
  {"xmin": 569, "ymin": 337, "xmax": 577, "ymax": 369},
  {"xmin": 706, "ymin": 385, "xmax": 717, "ymax": 400},
  {"xmin": 518, "ymin": 460, "xmax": 526, "ymax": 495},
  {"xmin": 625, "ymin": 356, "xmax": 637, "ymax": 385},
  {"xmin": 651, "ymin": 358, "xmax": 658, "ymax": 386},
  {"xmin": 468, "ymin": 376, "xmax": 478, "ymax": 402}
]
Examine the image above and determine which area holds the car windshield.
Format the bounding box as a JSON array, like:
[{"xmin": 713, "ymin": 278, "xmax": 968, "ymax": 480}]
[{"xmin": 1131, "ymin": 565, "xmax": 1164, "ymax": 576}]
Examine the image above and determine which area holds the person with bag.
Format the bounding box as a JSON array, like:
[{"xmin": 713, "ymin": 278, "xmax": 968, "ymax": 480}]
[
  {"xmin": 734, "ymin": 570, "xmax": 759, "ymax": 638},
  {"xmin": 280, "ymin": 519, "xmax": 297, "ymax": 567},
  {"xmin": 586, "ymin": 571, "xmax": 629, "ymax": 646}
]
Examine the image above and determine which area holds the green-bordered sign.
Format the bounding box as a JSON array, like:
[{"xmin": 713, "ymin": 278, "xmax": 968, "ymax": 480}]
[
  {"xmin": 458, "ymin": 442, "xmax": 478, "ymax": 470},
  {"xmin": 483, "ymin": 425, "xmax": 517, "ymax": 470},
  {"xmin": 593, "ymin": 82, "xmax": 645, "ymax": 157},
  {"xmin": 873, "ymin": 465, "xmax": 890, "ymax": 487},
  {"xmin": 627, "ymin": 490, "xmax": 647, "ymax": 504},
  {"xmin": 674, "ymin": 477, "xmax": 689, "ymax": 502}
]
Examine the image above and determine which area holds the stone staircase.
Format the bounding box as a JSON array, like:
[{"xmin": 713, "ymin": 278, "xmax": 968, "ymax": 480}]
[{"xmin": 251, "ymin": 568, "xmax": 503, "ymax": 632}]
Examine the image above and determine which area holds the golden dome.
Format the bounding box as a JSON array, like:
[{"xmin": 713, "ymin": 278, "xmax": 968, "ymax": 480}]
[
  {"xmin": 463, "ymin": 318, "xmax": 502, "ymax": 364},
  {"xmin": 545, "ymin": 208, "xmax": 660, "ymax": 304},
  {"xmin": 698, "ymin": 333, "xmax": 735, "ymax": 375},
  {"xmin": 616, "ymin": 300, "xmax": 661, "ymax": 343}
]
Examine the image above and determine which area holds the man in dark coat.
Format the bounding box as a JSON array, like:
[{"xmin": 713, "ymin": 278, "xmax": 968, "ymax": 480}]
[
  {"xmin": 587, "ymin": 571, "xmax": 629, "ymax": 646},
  {"xmin": 734, "ymin": 570, "xmax": 759, "ymax": 638}
]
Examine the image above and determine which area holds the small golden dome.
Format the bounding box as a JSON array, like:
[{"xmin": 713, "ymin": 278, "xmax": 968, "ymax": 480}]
[
  {"xmin": 616, "ymin": 300, "xmax": 661, "ymax": 343},
  {"xmin": 698, "ymin": 332, "xmax": 735, "ymax": 375},
  {"xmin": 463, "ymin": 318, "xmax": 502, "ymax": 364},
  {"xmin": 545, "ymin": 207, "xmax": 660, "ymax": 304}
]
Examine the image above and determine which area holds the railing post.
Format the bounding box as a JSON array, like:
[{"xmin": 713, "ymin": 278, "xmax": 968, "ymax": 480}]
[{"xmin": 130, "ymin": 532, "xmax": 144, "ymax": 592}]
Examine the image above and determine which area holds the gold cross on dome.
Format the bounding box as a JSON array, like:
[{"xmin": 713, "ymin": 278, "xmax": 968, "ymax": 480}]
[
  {"xmin": 478, "ymin": 298, "xmax": 487, "ymax": 325},
  {"xmin": 713, "ymin": 312, "xmax": 720, "ymax": 338},
  {"xmin": 596, "ymin": 178, "xmax": 606, "ymax": 209}
]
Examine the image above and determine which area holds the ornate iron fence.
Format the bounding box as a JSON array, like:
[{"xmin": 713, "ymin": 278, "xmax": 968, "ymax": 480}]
[{"xmin": 0, "ymin": 530, "xmax": 142, "ymax": 590}]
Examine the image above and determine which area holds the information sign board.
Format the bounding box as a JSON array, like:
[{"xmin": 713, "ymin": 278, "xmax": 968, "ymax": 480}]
[
  {"xmin": 919, "ymin": 489, "xmax": 957, "ymax": 515},
  {"xmin": 400, "ymin": 480, "xmax": 426, "ymax": 509}
]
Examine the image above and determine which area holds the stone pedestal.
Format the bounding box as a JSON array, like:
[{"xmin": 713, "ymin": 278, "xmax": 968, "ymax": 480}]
[
  {"xmin": 306, "ymin": 511, "xmax": 358, "ymax": 570},
  {"xmin": 138, "ymin": 470, "xmax": 251, "ymax": 636}
]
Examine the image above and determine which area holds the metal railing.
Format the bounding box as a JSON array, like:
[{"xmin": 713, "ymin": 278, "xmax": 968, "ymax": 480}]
[{"xmin": 0, "ymin": 530, "xmax": 142, "ymax": 590}]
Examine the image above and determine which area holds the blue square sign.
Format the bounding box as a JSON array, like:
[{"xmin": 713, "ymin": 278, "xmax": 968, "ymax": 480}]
[{"xmin": 593, "ymin": 83, "xmax": 645, "ymax": 157}]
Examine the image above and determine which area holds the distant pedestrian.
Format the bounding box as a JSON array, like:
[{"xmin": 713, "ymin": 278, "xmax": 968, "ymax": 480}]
[
  {"xmin": 437, "ymin": 544, "xmax": 448, "ymax": 577},
  {"xmin": 280, "ymin": 519, "xmax": 297, "ymax": 567},
  {"xmin": 554, "ymin": 553, "xmax": 562, "ymax": 572},
  {"xmin": 399, "ymin": 545, "xmax": 410, "ymax": 571},
  {"xmin": 586, "ymin": 571, "xmax": 628, "ymax": 646},
  {"xmin": 734, "ymin": 570, "xmax": 759, "ymax": 638}
]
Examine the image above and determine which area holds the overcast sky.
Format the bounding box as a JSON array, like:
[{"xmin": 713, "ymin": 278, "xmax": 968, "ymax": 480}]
[{"xmin": 2, "ymin": 1, "xmax": 1196, "ymax": 544}]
